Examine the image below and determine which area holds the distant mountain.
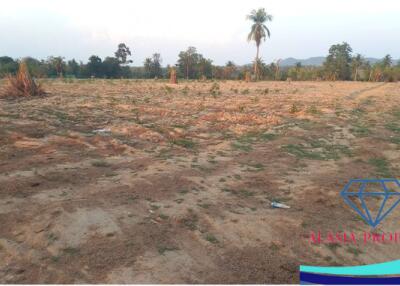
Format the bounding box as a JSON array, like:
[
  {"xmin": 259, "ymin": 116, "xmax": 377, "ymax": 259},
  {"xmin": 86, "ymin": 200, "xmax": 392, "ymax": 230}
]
[
  {"xmin": 280, "ymin": 57, "xmax": 326, "ymax": 67},
  {"xmin": 280, "ymin": 57, "xmax": 399, "ymax": 67}
]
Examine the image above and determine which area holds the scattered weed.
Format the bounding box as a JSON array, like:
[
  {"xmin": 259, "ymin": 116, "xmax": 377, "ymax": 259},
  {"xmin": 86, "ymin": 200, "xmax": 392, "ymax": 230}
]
[
  {"xmin": 181, "ymin": 213, "xmax": 198, "ymax": 230},
  {"xmin": 385, "ymin": 123, "xmax": 400, "ymax": 133},
  {"xmin": 306, "ymin": 105, "xmax": 320, "ymax": 115},
  {"xmin": 62, "ymin": 247, "xmax": 80, "ymax": 255},
  {"xmin": 171, "ymin": 138, "xmax": 196, "ymax": 149},
  {"xmin": 347, "ymin": 246, "xmax": 363, "ymax": 256},
  {"xmin": 158, "ymin": 245, "xmax": 179, "ymax": 255},
  {"xmin": 350, "ymin": 124, "xmax": 370, "ymax": 137},
  {"xmin": 289, "ymin": 103, "xmax": 300, "ymax": 114},
  {"xmin": 209, "ymin": 82, "xmax": 221, "ymax": 97},
  {"xmin": 91, "ymin": 160, "xmax": 111, "ymax": 167},
  {"xmin": 326, "ymin": 243, "xmax": 341, "ymax": 252},
  {"xmin": 241, "ymin": 88, "xmax": 250, "ymax": 95},
  {"xmin": 204, "ymin": 233, "xmax": 219, "ymax": 244},
  {"xmin": 368, "ymin": 158, "xmax": 391, "ymax": 177}
]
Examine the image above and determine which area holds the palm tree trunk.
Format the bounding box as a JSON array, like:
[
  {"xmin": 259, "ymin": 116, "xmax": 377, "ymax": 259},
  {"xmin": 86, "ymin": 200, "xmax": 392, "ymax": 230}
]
[{"xmin": 254, "ymin": 45, "xmax": 259, "ymax": 80}]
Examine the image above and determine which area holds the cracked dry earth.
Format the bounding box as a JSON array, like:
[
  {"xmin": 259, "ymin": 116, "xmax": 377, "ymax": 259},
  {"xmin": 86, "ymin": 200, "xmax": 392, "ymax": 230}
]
[{"xmin": 1, "ymin": 79, "xmax": 400, "ymax": 283}]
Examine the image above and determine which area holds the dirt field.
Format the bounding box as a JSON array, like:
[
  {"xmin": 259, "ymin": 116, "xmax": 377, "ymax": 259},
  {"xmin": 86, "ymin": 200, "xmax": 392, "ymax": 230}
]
[{"xmin": 1, "ymin": 79, "xmax": 400, "ymax": 283}]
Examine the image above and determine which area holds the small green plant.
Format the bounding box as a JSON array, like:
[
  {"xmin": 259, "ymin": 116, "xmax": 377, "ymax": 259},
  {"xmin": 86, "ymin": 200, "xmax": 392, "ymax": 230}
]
[
  {"xmin": 197, "ymin": 203, "xmax": 212, "ymax": 209},
  {"xmin": 326, "ymin": 242, "xmax": 341, "ymax": 252},
  {"xmin": 347, "ymin": 246, "xmax": 363, "ymax": 257},
  {"xmin": 181, "ymin": 85, "xmax": 189, "ymax": 95},
  {"xmin": 164, "ymin": 85, "xmax": 174, "ymax": 93},
  {"xmin": 259, "ymin": 133, "xmax": 277, "ymax": 141},
  {"xmin": 351, "ymin": 107, "xmax": 365, "ymax": 117},
  {"xmin": 290, "ymin": 103, "xmax": 300, "ymax": 114},
  {"xmin": 269, "ymin": 242, "xmax": 280, "ymax": 251},
  {"xmin": 283, "ymin": 144, "xmax": 323, "ymax": 160},
  {"xmin": 158, "ymin": 214, "xmax": 169, "ymax": 220},
  {"xmin": 390, "ymin": 137, "xmax": 400, "ymax": 145},
  {"xmin": 209, "ymin": 82, "xmax": 221, "ymax": 97},
  {"xmin": 222, "ymin": 188, "xmax": 254, "ymax": 197},
  {"xmin": 262, "ymin": 88, "xmax": 269, "ymax": 95},
  {"xmin": 385, "ymin": 123, "xmax": 400, "ymax": 133},
  {"xmin": 231, "ymin": 141, "xmax": 252, "ymax": 152},
  {"xmin": 391, "ymin": 109, "xmax": 400, "ymax": 119},
  {"xmin": 350, "ymin": 124, "xmax": 370, "ymax": 137},
  {"xmin": 368, "ymin": 158, "xmax": 391, "ymax": 177},
  {"xmin": 171, "ymin": 138, "xmax": 196, "ymax": 149},
  {"xmin": 204, "ymin": 233, "xmax": 219, "ymax": 244},
  {"xmin": 158, "ymin": 245, "xmax": 179, "ymax": 255},
  {"xmin": 91, "ymin": 160, "xmax": 111, "ymax": 167},
  {"xmin": 62, "ymin": 247, "xmax": 80, "ymax": 255},
  {"xmin": 241, "ymin": 88, "xmax": 250, "ymax": 95},
  {"xmin": 307, "ymin": 105, "xmax": 320, "ymax": 115},
  {"xmin": 181, "ymin": 212, "xmax": 198, "ymax": 230}
]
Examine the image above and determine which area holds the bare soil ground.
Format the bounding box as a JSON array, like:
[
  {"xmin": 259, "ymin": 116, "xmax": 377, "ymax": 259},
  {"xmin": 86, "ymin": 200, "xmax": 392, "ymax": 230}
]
[{"xmin": 1, "ymin": 79, "xmax": 400, "ymax": 283}]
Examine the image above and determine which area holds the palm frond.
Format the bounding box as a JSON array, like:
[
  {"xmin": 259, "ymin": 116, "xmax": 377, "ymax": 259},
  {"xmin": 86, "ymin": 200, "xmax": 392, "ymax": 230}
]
[{"xmin": 246, "ymin": 8, "xmax": 273, "ymax": 43}]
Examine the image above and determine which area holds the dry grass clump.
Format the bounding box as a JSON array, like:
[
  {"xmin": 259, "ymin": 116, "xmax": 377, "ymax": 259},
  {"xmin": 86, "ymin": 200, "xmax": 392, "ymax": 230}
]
[{"xmin": 1, "ymin": 62, "xmax": 45, "ymax": 97}]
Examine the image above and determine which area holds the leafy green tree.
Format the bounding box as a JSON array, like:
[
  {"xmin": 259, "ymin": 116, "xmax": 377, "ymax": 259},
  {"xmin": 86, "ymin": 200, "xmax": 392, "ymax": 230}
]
[
  {"xmin": 0, "ymin": 56, "xmax": 18, "ymax": 75},
  {"xmin": 151, "ymin": 53, "xmax": 163, "ymax": 78},
  {"xmin": 323, "ymin": 42, "xmax": 353, "ymax": 80},
  {"xmin": 143, "ymin": 58, "xmax": 152, "ymax": 78},
  {"xmin": 223, "ymin": 61, "xmax": 237, "ymax": 79},
  {"xmin": 246, "ymin": 8, "xmax": 273, "ymax": 80},
  {"xmin": 351, "ymin": 54, "xmax": 365, "ymax": 81},
  {"xmin": 198, "ymin": 56, "xmax": 213, "ymax": 79},
  {"xmin": 47, "ymin": 56, "xmax": 66, "ymax": 77},
  {"xmin": 102, "ymin": 57, "xmax": 122, "ymax": 78},
  {"xmin": 177, "ymin": 47, "xmax": 199, "ymax": 79},
  {"xmin": 115, "ymin": 43, "xmax": 132, "ymax": 65},
  {"xmin": 177, "ymin": 47, "xmax": 213, "ymax": 79},
  {"xmin": 66, "ymin": 59, "xmax": 80, "ymax": 77},
  {"xmin": 255, "ymin": 58, "xmax": 270, "ymax": 80},
  {"xmin": 143, "ymin": 53, "xmax": 163, "ymax": 78},
  {"xmin": 24, "ymin": 57, "xmax": 47, "ymax": 77},
  {"xmin": 382, "ymin": 54, "xmax": 392, "ymax": 68},
  {"xmin": 86, "ymin": 55, "xmax": 103, "ymax": 78},
  {"xmin": 212, "ymin": 66, "xmax": 225, "ymax": 79}
]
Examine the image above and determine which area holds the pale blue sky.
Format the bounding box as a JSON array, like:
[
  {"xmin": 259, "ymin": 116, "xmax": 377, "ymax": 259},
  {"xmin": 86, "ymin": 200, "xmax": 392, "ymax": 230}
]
[{"xmin": 0, "ymin": 0, "xmax": 399, "ymax": 65}]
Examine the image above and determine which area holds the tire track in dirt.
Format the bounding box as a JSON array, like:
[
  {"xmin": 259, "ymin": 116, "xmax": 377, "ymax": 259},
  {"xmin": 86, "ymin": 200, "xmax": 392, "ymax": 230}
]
[{"xmin": 346, "ymin": 82, "xmax": 386, "ymax": 100}]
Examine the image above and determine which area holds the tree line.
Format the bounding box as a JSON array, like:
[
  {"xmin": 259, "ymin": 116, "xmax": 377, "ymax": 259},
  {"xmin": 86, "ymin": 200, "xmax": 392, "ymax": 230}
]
[
  {"xmin": 1, "ymin": 42, "xmax": 399, "ymax": 82},
  {"xmin": 1, "ymin": 8, "xmax": 399, "ymax": 82}
]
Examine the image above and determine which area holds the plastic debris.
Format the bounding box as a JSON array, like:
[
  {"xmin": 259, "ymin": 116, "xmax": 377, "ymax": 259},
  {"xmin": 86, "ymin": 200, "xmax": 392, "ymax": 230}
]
[
  {"xmin": 271, "ymin": 201, "xmax": 290, "ymax": 209},
  {"xmin": 93, "ymin": 128, "xmax": 111, "ymax": 133}
]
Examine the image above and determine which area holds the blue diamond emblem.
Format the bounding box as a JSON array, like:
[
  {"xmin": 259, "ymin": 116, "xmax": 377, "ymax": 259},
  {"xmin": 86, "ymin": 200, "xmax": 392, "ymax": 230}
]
[{"xmin": 341, "ymin": 179, "xmax": 400, "ymax": 228}]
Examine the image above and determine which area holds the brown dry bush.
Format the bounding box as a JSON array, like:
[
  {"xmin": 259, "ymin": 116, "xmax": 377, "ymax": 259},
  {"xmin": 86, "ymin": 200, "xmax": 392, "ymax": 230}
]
[{"xmin": 1, "ymin": 62, "xmax": 45, "ymax": 97}]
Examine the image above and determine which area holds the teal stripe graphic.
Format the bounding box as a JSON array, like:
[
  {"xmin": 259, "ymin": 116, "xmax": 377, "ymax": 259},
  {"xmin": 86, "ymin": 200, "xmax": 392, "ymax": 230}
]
[{"xmin": 300, "ymin": 259, "xmax": 400, "ymax": 276}]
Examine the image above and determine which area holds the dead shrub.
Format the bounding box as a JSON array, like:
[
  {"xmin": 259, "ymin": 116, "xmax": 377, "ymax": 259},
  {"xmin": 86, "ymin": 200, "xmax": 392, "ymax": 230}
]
[{"xmin": 1, "ymin": 62, "xmax": 45, "ymax": 97}]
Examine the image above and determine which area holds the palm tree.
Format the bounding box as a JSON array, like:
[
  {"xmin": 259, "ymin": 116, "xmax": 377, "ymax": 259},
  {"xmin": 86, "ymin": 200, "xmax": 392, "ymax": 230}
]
[{"xmin": 247, "ymin": 8, "xmax": 273, "ymax": 80}]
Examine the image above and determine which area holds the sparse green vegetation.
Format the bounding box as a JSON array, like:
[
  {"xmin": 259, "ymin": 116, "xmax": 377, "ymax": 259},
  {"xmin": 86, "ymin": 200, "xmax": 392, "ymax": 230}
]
[
  {"xmin": 350, "ymin": 124, "xmax": 370, "ymax": 137},
  {"xmin": 171, "ymin": 138, "xmax": 196, "ymax": 149},
  {"xmin": 62, "ymin": 247, "xmax": 80, "ymax": 255},
  {"xmin": 91, "ymin": 160, "xmax": 111, "ymax": 167},
  {"xmin": 204, "ymin": 233, "xmax": 219, "ymax": 244},
  {"xmin": 368, "ymin": 158, "xmax": 391, "ymax": 177},
  {"xmin": 289, "ymin": 103, "xmax": 300, "ymax": 114},
  {"xmin": 158, "ymin": 245, "xmax": 179, "ymax": 255},
  {"xmin": 282, "ymin": 140, "xmax": 351, "ymax": 160}
]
